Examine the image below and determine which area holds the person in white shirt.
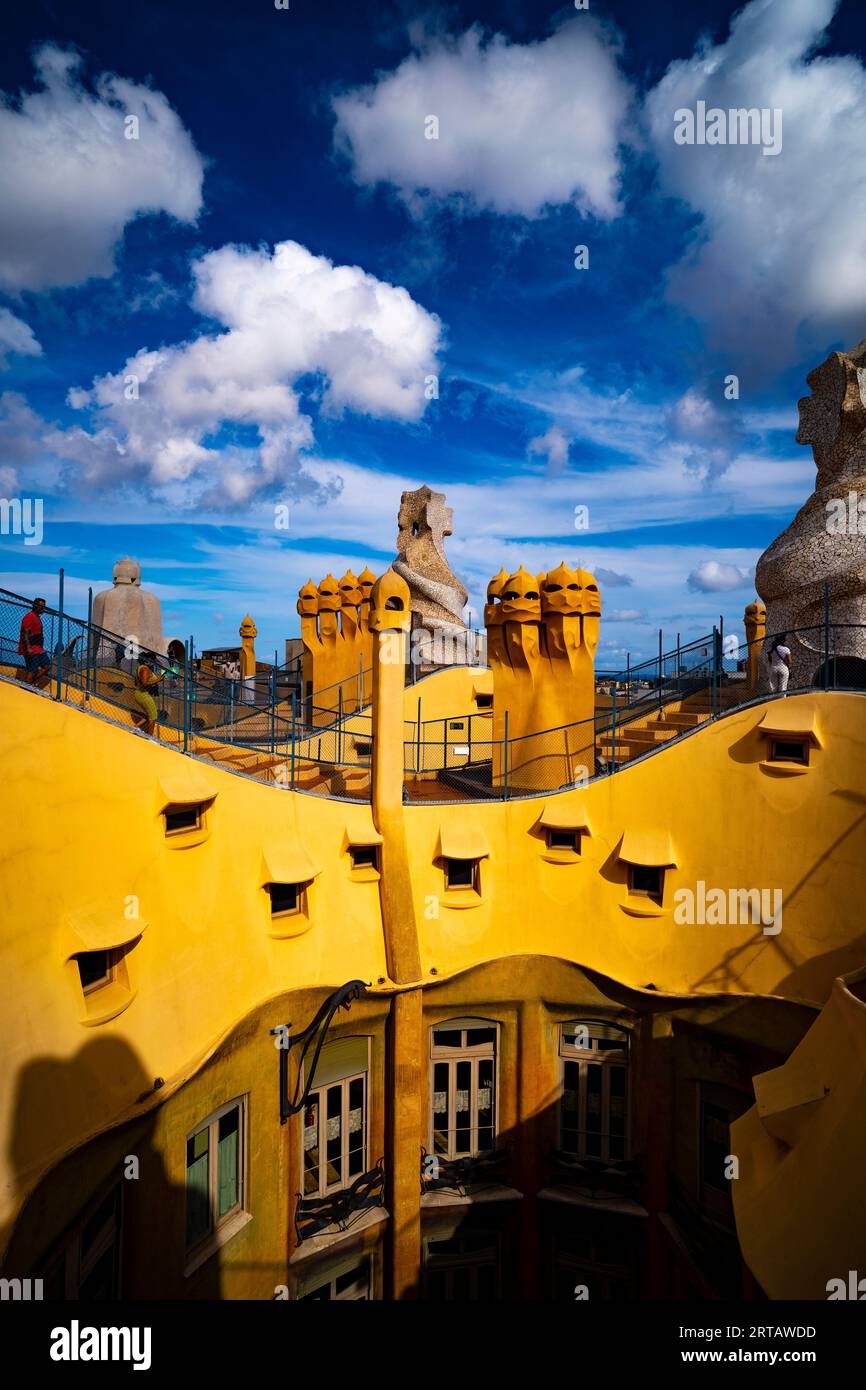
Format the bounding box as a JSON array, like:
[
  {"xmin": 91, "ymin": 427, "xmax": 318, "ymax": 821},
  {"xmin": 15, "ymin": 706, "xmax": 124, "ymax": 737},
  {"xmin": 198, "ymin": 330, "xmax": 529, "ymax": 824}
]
[{"xmin": 767, "ymin": 635, "xmax": 792, "ymax": 693}]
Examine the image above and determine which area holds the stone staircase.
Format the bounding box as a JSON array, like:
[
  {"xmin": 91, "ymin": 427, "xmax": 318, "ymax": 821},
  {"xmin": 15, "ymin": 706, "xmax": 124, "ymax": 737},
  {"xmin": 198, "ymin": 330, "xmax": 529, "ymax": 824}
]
[{"xmin": 597, "ymin": 686, "xmax": 743, "ymax": 767}]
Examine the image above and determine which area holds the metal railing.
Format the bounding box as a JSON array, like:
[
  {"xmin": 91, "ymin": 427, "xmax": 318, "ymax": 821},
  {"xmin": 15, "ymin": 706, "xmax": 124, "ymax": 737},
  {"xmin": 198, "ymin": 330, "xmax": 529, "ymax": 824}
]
[{"xmin": 3, "ymin": 580, "xmax": 864, "ymax": 803}]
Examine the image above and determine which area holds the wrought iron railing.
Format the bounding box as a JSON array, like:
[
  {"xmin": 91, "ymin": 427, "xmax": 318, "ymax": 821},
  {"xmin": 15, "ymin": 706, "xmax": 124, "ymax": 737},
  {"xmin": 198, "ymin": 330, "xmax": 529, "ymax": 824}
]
[{"xmin": 295, "ymin": 1159, "xmax": 386, "ymax": 1244}]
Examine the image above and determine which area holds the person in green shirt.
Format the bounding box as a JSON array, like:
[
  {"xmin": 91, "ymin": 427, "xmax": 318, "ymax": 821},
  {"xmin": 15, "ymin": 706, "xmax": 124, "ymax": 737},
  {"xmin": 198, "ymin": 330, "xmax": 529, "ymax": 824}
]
[{"xmin": 132, "ymin": 654, "xmax": 166, "ymax": 735}]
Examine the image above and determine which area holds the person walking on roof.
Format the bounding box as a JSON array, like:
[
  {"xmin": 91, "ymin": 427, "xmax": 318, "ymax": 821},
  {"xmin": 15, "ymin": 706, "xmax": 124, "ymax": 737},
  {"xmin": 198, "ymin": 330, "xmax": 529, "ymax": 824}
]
[
  {"xmin": 767, "ymin": 634, "xmax": 792, "ymax": 694},
  {"xmin": 132, "ymin": 652, "xmax": 166, "ymax": 736},
  {"xmin": 18, "ymin": 597, "xmax": 51, "ymax": 689}
]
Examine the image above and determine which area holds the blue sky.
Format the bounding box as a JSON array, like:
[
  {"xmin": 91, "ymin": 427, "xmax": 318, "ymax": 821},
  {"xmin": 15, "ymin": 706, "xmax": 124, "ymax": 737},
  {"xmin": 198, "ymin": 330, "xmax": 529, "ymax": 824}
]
[{"xmin": 1, "ymin": 0, "xmax": 864, "ymax": 661}]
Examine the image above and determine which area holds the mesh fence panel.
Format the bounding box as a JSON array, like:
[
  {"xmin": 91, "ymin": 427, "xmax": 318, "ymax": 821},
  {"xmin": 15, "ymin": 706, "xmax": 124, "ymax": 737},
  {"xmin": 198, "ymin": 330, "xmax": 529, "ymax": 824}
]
[{"xmin": 4, "ymin": 583, "xmax": 865, "ymax": 804}]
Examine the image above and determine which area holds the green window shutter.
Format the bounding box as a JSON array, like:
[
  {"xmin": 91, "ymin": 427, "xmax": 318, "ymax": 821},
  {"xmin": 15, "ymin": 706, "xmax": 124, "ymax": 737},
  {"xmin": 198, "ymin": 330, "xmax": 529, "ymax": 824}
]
[
  {"xmin": 186, "ymin": 1130, "xmax": 210, "ymax": 1245},
  {"xmin": 217, "ymin": 1108, "xmax": 240, "ymax": 1217}
]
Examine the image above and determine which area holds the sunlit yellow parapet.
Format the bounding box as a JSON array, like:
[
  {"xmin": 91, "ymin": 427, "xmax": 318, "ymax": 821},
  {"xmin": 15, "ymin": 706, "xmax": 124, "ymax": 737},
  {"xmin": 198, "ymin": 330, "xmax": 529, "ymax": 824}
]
[
  {"xmin": 486, "ymin": 561, "xmax": 600, "ymax": 788},
  {"xmin": 731, "ymin": 966, "xmax": 866, "ymax": 1299}
]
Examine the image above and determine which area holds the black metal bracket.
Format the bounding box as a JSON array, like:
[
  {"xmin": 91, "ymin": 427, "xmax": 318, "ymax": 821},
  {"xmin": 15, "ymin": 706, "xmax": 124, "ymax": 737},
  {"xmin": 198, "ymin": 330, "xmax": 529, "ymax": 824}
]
[{"xmin": 270, "ymin": 979, "xmax": 369, "ymax": 1123}]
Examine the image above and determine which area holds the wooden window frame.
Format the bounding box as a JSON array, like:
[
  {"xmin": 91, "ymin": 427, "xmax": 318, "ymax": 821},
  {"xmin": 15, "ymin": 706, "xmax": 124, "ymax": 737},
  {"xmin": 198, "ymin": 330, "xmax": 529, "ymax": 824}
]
[
  {"xmin": 546, "ymin": 829, "xmax": 580, "ymax": 853},
  {"xmin": 628, "ymin": 863, "xmax": 664, "ymax": 903},
  {"xmin": 302, "ymin": 1069, "xmax": 369, "ymax": 1199},
  {"xmin": 558, "ymin": 1021, "xmax": 631, "ymax": 1162},
  {"xmin": 185, "ymin": 1096, "xmax": 247, "ymax": 1256},
  {"xmin": 349, "ymin": 845, "xmax": 378, "ymax": 872},
  {"xmin": 164, "ymin": 803, "xmax": 204, "ymax": 836},
  {"xmin": 298, "ymin": 1258, "xmax": 372, "ymax": 1301},
  {"xmin": 429, "ymin": 1021, "xmax": 498, "ymax": 1160},
  {"xmin": 423, "ymin": 1231, "xmax": 501, "ymax": 1299},
  {"xmin": 77, "ymin": 948, "xmax": 118, "ymax": 996},
  {"xmin": 551, "ymin": 1232, "xmax": 635, "ymax": 1301},
  {"xmin": 769, "ymin": 737, "xmax": 808, "ymax": 765},
  {"xmin": 268, "ymin": 881, "xmax": 304, "ymax": 918},
  {"xmin": 40, "ymin": 1182, "xmax": 123, "ymax": 1300}
]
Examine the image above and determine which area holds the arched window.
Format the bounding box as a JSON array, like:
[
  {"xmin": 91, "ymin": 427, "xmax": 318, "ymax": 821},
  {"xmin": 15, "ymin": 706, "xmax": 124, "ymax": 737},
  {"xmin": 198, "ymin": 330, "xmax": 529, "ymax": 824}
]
[
  {"xmin": 558, "ymin": 1021, "xmax": 630, "ymax": 1161},
  {"xmin": 430, "ymin": 1019, "xmax": 498, "ymax": 1160}
]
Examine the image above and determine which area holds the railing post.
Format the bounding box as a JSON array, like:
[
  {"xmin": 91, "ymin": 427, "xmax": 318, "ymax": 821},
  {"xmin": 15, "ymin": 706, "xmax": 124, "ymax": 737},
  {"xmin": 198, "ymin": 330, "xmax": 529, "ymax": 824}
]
[
  {"xmin": 416, "ymin": 696, "xmax": 421, "ymax": 774},
  {"xmin": 719, "ymin": 614, "xmax": 725, "ymax": 692},
  {"xmin": 271, "ymin": 663, "xmax": 276, "ymax": 755},
  {"xmin": 658, "ymin": 628, "xmax": 663, "ymax": 715},
  {"xmin": 230, "ymin": 674, "xmax": 234, "ymax": 740},
  {"xmin": 824, "ymin": 578, "xmax": 830, "ymax": 690},
  {"xmin": 611, "ymin": 683, "xmax": 617, "ymax": 774},
  {"xmin": 337, "ymin": 686, "xmax": 342, "ymax": 764},
  {"xmin": 676, "ymin": 633, "xmax": 681, "ymax": 696},
  {"xmin": 443, "ymin": 718, "xmax": 447, "ymax": 772},
  {"xmin": 183, "ymin": 639, "xmax": 190, "ymax": 752},
  {"xmin": 626, "ymin": 652, "xmax": 630, "ymax": 705},
  {"xmin": 503, "ymin": 710, "xmax": 509, "ymax": 801},
  {"xmin": 291, "ymin": 690, "xmax": 297, "ymax": 790},
  {"xmin": 55, "ymin": 568, "xmax": 65, "ymax": 701},
  {"xmin": 712, "ymin": 627, "xmax": 718, "ymax": 719},
  {"xmin": 86, "ymin": 584, "xmax": 93, "ymax": 699},
  {"xmin": 358, "ymin": 655, "xmax": 363, "ymax": 710}
]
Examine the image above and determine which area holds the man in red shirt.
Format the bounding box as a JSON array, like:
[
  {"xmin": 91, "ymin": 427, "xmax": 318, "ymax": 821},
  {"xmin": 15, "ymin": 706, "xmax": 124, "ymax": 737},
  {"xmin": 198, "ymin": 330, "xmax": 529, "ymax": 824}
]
[{"xmin": 18, "ymin": 597, "xmax": 51, "ymax": 689}]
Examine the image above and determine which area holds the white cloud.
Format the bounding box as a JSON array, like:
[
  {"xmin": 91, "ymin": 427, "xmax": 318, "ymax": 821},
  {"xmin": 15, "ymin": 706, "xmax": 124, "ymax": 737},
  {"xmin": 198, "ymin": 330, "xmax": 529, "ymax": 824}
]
[
  {"xmin": 333, "ymin": 18, "xmax": 632, "ymax": 219},
  {"xmin": 0, "ymin": 44, "xmax": 204, "ymax": 292},
  {"xmin": 0, "ymin": 308, "xmax": 41, "ymax": 368},
  {"xmin": 527, "ymin": 424, "xmax": 570, "ymax": 474},
  {"xmin": 59, "ymin": 239, "xmax": 442, "ymax": 505},
  {"xmin": 645, "ymin": 0, "xmax": 866, "ymax": 365},
  {"xmin": 688, "ymin": 559, "xmax": 753, "ymax": 593}
]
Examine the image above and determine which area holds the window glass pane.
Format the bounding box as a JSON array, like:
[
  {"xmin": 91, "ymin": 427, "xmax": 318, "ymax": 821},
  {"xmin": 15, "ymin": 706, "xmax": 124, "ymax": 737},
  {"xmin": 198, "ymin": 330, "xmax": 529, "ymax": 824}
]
[
  {"xmin": 303, "ymin": 1098, "xmax": 320, "ymax": 1195},
  {"xmin": 348, "ymin": 1077, "xmax": 365, "ymax": 1176},
  {"xmin": 477, "ymin": 1057, "xmax": 494, "ymax": 1151},
  {"xmin": 477, "ymin": 1263, "xmax": 497, "ymax": 1300},
  {"xmin": 325, "ymin": 1084, "xmax": 342, "ymax": 1187},
  {"xmin": 217, "ymin": 1107, "xmax": 239, "ymax": 1218},
  {"xmin": 703, "ymin": 1102, "xmax": 731, "ymax": 1191},
  {"xmin": 454, "ymin": 1060, "xmax": 471, "ymax": 1153},
  {"xmin": 609, "ymin": 1066, "xmax": 626, "ymax": 1137},
  {"xmin": 561, "ymin": 1056, "xmax": 580, "ymax": 1153},
  {"xmin": 78, "ymin": 951, "xmax": 111, "ymax": 991},
  {"xmin": 78, "ymin": 1245, "xmax": 117, "ymax": 1301},
  {"xmin": 434, "ymin": 1029, "xmax": 461, "ymax": 1048},
  {"xmin": 585, "ymin": 1065, "xmax": 602, "ymax": 1132},
  {"xmin": 335, "ymin": 1263, "xmax": 367, "ymax": 1296},
  {"xmin": 186, "ymin": 1130, "xmax": 210, "ymax": 1246},
  {"xmin": 466, "ymin": 1028, "xmax": 495, "ymax": 1048},
  {"xmin": 81, "ymin": 1191, "xmax": 116, "ymax": 1259},
  {"xmin": 432, "ymin": 1061, "xmax": 449, "ymax": 1153}
]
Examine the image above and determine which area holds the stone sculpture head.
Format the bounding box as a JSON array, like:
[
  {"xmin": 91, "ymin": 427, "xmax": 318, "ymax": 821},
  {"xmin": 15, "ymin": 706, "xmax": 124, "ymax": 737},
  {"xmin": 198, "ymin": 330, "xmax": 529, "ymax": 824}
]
[
  {"xmin": 113, "ymin": 557, "xmax": 141, "ymax": 587},
  {"xmin": 797, "ymin": 338, "xmax": 866, "ymax": 484}
]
